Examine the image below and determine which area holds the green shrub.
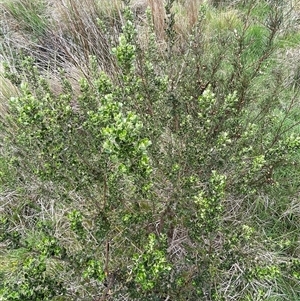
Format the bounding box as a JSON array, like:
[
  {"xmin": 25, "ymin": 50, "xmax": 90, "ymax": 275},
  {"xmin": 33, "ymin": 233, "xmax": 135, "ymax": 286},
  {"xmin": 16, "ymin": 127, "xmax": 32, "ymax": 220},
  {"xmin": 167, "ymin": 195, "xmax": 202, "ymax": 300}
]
[{"xmin": 1, "ymin": 1, "xmax": 300, "ymax": 300}]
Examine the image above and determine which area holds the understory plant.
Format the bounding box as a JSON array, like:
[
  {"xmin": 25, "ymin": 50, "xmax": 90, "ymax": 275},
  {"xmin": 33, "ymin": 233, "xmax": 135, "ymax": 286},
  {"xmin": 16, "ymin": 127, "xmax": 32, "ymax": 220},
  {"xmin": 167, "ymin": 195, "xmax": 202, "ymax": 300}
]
[{"xmin": 1, "ymin": 1, "xmax": 300, "ymax": 300}]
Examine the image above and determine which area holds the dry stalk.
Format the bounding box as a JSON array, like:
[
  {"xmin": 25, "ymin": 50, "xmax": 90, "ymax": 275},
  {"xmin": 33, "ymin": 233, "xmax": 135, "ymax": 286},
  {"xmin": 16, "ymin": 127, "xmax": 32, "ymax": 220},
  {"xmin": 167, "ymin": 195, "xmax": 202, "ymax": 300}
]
[{"xmin": 148, "ymin": 0, "xmax": 166, "ymax": 41}]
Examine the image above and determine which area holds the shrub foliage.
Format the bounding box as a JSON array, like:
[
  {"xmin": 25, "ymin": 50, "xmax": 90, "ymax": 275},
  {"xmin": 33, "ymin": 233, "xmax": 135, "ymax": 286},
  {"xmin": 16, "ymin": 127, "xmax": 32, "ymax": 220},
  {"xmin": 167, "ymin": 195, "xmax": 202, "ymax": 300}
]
[{"xmin": 1, "ymin": 1, "xmax": 300, "ymax": 300}]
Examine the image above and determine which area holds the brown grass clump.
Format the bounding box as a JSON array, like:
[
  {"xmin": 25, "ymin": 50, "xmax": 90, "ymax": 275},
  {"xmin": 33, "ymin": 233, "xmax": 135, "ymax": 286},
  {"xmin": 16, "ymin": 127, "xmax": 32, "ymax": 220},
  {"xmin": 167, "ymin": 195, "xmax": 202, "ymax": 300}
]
[{"xmin": 0, "ymin": 0, "xmax": 208, "ymax": 107}]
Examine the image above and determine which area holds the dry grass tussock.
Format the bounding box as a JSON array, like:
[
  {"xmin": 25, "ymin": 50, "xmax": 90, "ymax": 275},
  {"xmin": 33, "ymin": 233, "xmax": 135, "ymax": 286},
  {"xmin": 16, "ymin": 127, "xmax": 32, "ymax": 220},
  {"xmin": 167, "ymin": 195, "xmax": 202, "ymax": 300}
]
[
  {"xmin": 0, "ymin": 0, "xmax": 208, "ymax": 71},
  {"xmin": 1, "ymin": 2, "xmax": 245, "ymax": 103},
  {"xmin": 0, "ymin": 0, "xmax": 212, "ymax": 103}
]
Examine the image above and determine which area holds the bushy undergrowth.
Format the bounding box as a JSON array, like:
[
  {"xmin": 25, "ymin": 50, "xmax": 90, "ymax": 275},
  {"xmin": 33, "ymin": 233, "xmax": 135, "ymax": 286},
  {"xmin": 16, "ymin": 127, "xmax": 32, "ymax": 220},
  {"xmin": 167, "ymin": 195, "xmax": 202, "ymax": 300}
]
[{"xmin": 1, "ymin": 0, "xmax": 300, "ymax": 300}]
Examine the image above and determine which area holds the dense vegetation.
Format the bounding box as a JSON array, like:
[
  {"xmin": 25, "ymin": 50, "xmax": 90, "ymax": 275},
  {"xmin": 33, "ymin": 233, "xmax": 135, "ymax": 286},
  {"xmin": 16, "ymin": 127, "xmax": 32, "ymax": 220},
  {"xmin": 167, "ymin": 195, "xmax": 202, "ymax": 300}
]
[{"xmin": 1, "ymin": 0, "xmax": 300, "ymax": 300}]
